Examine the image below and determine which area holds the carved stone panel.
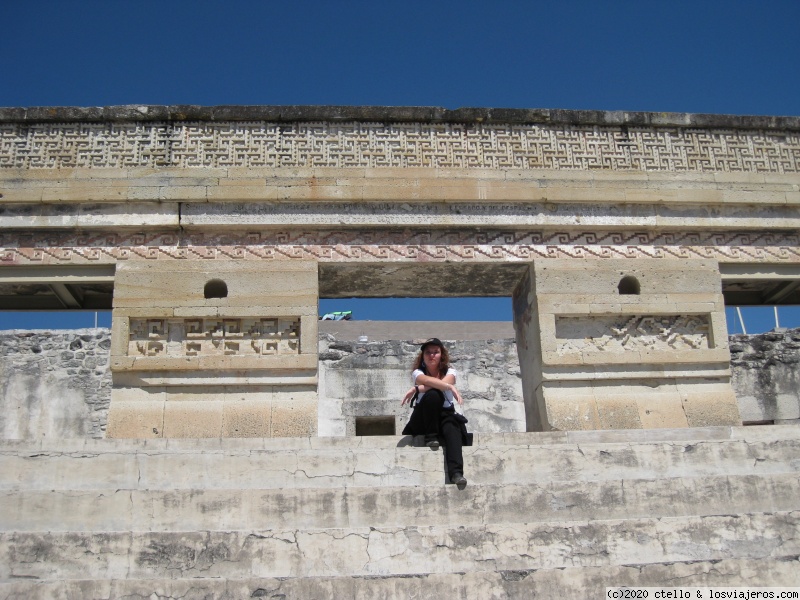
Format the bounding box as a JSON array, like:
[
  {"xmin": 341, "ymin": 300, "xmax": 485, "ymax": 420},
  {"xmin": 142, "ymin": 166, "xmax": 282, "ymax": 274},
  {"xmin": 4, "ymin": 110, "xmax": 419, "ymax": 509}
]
[
  {"xmin": 556, "ymin": 315, "xmax": 711, "ymax": 355},
  {"xmin": 128, "ymin": 318, "xmax": 301, "ymax": 358}
]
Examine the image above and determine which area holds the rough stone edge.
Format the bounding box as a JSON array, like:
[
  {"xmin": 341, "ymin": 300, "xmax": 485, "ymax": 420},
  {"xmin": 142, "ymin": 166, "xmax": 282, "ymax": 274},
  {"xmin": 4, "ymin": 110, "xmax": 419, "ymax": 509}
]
[{"xmin": 0, "ymin": 105, "xmax": 799, "ymax": 131}]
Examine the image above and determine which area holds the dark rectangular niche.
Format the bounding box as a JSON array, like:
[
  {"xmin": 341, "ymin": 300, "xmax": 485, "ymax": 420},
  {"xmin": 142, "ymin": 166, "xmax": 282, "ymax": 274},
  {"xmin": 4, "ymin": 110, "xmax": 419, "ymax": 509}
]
[{"xmin": 355, "ymin": 416, "xmax": 396, "ymax": 436}]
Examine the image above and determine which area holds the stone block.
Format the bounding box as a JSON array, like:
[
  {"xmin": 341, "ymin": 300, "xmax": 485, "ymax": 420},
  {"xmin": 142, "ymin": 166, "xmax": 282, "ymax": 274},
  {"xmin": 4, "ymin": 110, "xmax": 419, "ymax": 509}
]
[
  {"xmin": 659, "ymin": 189, "xmax": 727, "ymax": 205},
  {"xmin": 159, "ymin": 185, "xmax": 209, "ymax": 201},
  {"xmin": 679, "ymin": 383, "xmax": 742, "ymax": 427},
  {"xmin": 277, "ymin": 185, "xmax": 353, "ymax": 201},
  {"xmin": 714, "ymin": 172, "xmax": 767, "ymax": 185},
  {"xmin": 163, "ymin": 400, "xmax": 223, "ymax": 438},
  {"xmin": 594, "ymin": 393, "xmax": 643, "ymax": 430},
  {"xmin": 110, "ymin": 308, "xmax": 176, "ymax": 318},
  {"xmin": 110, "ymin": 386, "xmax": 167, "ymax": 403},
  {"xmin": 215, "ymin": 306, "xmax": 309, "ymax": 317},
  {"xmin": 763, "ymin": 173, "xmax": 800, "ymax": 185},
  {"xmin": 300, "ymin": 315, "xmax": 318, "ymax": 355},
  {"xmin": 221, "ymin": 398, "xmax": 272, "ymax": 437},
  {"xmin": 108, "ymin": 257, "xmax": 319, "ymax": 438},
  {"xmin": 271, "ymin": 388, "xmax": 318, "ymax": 437},
  {"xmin": 106, "ymin": 400, "xmax": 164, "ymax": 438},
  {"xmin": 113, "ymin": 263, "xmax": 317, "ymax": 309},
  {"xmin": 0, "ymin": 188, "xmax": 44, "ymax": 202},
  {"xmin": 709, "ymin": 312, "xmax": 731, "ymax": 349},
  {"xmin": 360, "ymin": 185, "xmax": 419, "ymax": 201},
  {"xmin": 173, "ymin": 307, "xmax": 220, "ymax": 317},
  {"xmin": 110, "ymin": 356, "xmax": 135, "ymax": 370},
  {"xmin": 543, "ymin": 387, "xmax": 600, "ymax": 431},
  {"xmin": 633, "ymin": 386, "xmax": 690, "ymax": 429},
  {"xmin": 127, "ymin": 166, "xmax": 227, "ymax": 179},
  {"xmin": 41, "ymin": 185, "xmax": 128, "ymax": 203},
  {"xmin": 129, "ymin": 356, "xmax": 198, "ymax": 371},
  {"xmin": 110, "ymin": 317, "xmax": 130, "ymax": 357},
  {"xmin": 206, "ymin": 185, "xmax": 277, "ymax": 201},
  {"xmin": 200, "ymin": 354, "xmax": 317, "ymax": 372},
  {"xmin": 126, "ymin": 186, "xmax": 161, "ymax": 201},
  {"xmin": 162, "ymin": 387, "xmax": 221, "ymax": 403}
]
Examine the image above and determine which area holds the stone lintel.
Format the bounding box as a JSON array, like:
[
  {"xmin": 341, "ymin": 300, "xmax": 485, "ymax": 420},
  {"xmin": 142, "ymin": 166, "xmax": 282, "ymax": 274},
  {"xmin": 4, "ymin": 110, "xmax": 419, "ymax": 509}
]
[{"xmin": 1, "ymin": 105, "xmax": 799, "ymax": 131}]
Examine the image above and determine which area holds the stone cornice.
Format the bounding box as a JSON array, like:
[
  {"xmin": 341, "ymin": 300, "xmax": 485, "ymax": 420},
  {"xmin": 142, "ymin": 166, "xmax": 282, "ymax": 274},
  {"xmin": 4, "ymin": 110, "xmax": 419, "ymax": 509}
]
[{"xmin": 0, "ymin": 105, "xmax": 799, "ymax": 131}]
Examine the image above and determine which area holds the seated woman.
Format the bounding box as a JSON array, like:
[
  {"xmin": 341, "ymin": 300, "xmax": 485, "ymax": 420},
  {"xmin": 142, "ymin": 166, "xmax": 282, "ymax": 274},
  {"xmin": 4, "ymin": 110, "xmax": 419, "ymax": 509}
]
[{"xmin": 401, "ymin": 338, "xmax": 469, "ymax": 489}]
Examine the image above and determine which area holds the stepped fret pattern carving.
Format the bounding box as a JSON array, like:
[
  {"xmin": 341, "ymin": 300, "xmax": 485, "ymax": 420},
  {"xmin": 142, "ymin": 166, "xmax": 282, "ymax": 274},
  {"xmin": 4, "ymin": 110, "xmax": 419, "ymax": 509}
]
[
  {"xmin": 556, "ymin": 315, "xmax": 711, "ymax": 354},
  {"xmin": 0, "ymin": 230, "xmax": 798, "ymax": 265},
  {"xmin": 129, "ymin": 317, "xmax": 300, "ymax": 357},
  {"xmin": 1, "ymin": 122, "xmax": 798, "ymax": 172}
]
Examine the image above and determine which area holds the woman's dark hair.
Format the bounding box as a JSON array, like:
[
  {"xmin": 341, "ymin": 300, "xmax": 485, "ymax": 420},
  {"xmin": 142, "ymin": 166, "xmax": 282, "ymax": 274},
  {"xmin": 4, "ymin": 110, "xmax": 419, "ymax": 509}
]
[{"xmin": 412, "ymin": 341, "xmax": 450, "ymax": 378}]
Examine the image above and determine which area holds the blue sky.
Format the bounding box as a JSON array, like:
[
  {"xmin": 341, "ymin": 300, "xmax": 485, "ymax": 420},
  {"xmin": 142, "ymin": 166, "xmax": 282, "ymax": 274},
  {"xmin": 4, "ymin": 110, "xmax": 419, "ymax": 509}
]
[{"xmin": 1, "ymin": 0, "xmax": 798, "ymax": 333}]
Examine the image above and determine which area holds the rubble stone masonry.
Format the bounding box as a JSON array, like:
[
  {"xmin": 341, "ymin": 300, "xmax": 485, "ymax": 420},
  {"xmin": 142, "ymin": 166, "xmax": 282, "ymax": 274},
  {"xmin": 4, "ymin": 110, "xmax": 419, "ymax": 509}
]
[{"xmin": 0, "ymin": 326, "xmax": 796, "ymax": 439}]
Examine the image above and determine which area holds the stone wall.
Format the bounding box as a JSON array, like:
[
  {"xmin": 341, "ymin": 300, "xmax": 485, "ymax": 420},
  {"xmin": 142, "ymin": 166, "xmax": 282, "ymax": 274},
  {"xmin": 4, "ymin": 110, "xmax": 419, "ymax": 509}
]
[
  {"xmin": 318, "ymin": 335, "xmax": 526, "ymax": 436},
  {"xmin": 730, "ymin": 328, "xmax": 800, "ymax": 424},
  {"xmin": 107, "ymin": 260, "xmax": 319, "ymax": 439},
  {"xmin": 0, "ymin": 326, "xmax": 798, "ymax": 439},
  {"xmin": 513, "ymin": 259, "xmax": 740, "ymax": 431},
  {"xmin": 0, "ymin": 329, "xmax": 111, "ymax": 439}
]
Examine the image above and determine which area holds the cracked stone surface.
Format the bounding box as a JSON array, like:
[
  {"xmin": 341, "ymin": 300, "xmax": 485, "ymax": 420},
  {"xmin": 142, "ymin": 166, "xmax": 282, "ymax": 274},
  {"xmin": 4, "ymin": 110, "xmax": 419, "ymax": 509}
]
[
  {"xmin": 1, "ymin": 512, "xmax": 797, "ymax": 580},
  {"xmin": 1, "ymin": 426, "xmax": 799, "ymax": 595},
  {"xmin": 2, "ymin": 472, "xmax": 799, "ymax": 533},
  {"xmin": 1, "ymin": 556, "xmax": 799, "ymax": 599},
  {"xmin": 2, "ymin": 436, "xmax": 798, "ymax": 492}
]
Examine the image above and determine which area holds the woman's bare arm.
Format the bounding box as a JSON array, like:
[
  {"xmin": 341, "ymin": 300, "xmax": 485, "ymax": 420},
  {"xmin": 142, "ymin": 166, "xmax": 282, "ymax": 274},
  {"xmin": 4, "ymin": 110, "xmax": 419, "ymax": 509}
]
[
  {"xmin": 413, "ymin": 373, "xmax": 463, "ymax": 404},
  {"xmin": 401, "ymin": 384, "xmax": 428, "ymax": 406}
]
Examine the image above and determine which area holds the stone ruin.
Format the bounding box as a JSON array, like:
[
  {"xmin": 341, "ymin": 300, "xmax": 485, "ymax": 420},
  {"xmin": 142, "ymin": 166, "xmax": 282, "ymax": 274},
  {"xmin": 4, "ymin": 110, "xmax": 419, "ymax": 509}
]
[
  {"xmin": 1, "ymin": 105, "xmax": 798, "ymax": 438},
  {"xmin": 0, "ymin": 105, "xmax": 799, "ymax": 596},
  {"xmin": 2, "ymin": 324, "xmax": 799, "ymax": 440}
]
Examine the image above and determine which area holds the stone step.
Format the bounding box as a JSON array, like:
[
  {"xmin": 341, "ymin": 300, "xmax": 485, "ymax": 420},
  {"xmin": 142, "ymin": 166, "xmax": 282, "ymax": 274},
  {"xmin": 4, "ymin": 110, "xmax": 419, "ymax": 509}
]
[
  {"xmin": 2, "ymin": 472, "xmax": 798, "ymax": 533},
  {"xmin": 2, "ymin": 424, "xmax": 796, "ymax": 456},
  {"xmin": 2, "ymin": 556, "xmax": 799, "ymax": 600},
  {"xmin": 1, "ymin": 426, "xmax": 797, "ymax": 595},
  {"xmin": 2, "ymin": 427, "xmax": 798, "ymax": 491},
  {"xmin": 2, "ymin": 512, "xmax": 797, "ymax": 581}
]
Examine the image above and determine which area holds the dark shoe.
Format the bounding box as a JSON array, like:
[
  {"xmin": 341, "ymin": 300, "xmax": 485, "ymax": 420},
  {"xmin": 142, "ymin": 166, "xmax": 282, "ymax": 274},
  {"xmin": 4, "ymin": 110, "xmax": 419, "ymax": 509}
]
[
  {"xmin": 425, "ymin": 435, "xmax": 440, "ymax": 450},
  {"xmin": 452, "ymin": 472, "xmax": 467, "ymax": 489}
]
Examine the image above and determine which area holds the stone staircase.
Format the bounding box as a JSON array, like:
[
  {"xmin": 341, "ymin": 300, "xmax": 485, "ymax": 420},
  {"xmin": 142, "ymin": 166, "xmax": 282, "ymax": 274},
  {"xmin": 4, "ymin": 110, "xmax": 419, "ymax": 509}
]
[{"xmin": 1, "ymin": 425, "xmax": 799, "ymax": 599}]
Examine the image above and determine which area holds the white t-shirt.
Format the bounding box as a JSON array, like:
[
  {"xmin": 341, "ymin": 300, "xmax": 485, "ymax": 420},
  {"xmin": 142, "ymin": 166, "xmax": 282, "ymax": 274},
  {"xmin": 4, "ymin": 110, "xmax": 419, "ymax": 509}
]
[{"xmin": 412, "ymin": 367, "xmax": 457, "ymax": 409}]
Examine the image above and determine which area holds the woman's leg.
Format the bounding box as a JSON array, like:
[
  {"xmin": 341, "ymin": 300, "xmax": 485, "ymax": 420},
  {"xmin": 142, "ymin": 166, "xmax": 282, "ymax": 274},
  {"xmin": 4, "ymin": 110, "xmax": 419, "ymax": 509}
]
[
  {"xmin": 440, "ymin": 418, "xmax": 464, "ymax": 482},
  {"xmin": 417, "ymin": 390, "xmax": 445, "ymax": 435}
]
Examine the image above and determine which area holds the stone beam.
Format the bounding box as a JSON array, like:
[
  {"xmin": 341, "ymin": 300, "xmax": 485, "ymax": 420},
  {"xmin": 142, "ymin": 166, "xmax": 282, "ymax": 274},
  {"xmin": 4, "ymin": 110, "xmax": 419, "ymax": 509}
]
[{"xmin": 2, "ymin": 105, "xmax": 799, "ymax": 130}]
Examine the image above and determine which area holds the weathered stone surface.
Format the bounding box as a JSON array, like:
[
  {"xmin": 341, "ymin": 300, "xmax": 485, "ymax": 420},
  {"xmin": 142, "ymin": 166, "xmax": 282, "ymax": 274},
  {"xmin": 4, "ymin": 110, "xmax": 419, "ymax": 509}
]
[
  {"xmin": 0, "ymin": 425, "xmax": 798, "ymax": 595},
  {"xmin": 514, "ymin": 259, "xmax": 741, "ymax": 431},
  {"xmin": 0, "ymin": 329, "xmax": 110, "ymax": 439},
  {"xmin": 318, "ymin": 336, "xmax": 525, "ymax": 436},
  {"xmin": 2, "ymin": 104, "xmax": 799, "ymax": 130},
  {"xmin": 108, "ymin": 260, "xmax": 319, "ymax": 438},
  {"xmin": 3, "ymin": 430, "xmax": 798, "ymax": 491},
  {"xmin": 730, "ymin": 328, "xmax": 800, "ymax": 423},
  {"xmin": 3, "ymin": 559, "xmax": 799, "ymax": 600},
  {"xmin": 2, "ymin": 326, "xmax": 800, "ymax": 439},
  {"xmin": 2, "ymin": 512, "xmax": 797, "ymax": 580}
]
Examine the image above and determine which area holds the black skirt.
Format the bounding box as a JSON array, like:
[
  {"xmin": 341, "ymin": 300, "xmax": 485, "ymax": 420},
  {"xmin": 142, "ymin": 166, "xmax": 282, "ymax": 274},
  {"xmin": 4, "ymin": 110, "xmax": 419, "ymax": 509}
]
[{"xmin": 402, "ymin": 389, "xmax": 471, "ymax": 446}]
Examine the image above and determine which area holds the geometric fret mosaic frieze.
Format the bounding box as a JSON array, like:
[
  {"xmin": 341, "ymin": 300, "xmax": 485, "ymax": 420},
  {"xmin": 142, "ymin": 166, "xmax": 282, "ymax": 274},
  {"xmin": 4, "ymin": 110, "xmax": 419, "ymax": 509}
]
[
  {"xmin": 1, "ymin": 121, "xmax": 799, "ymax": 173},
  {"xmin": 1, "ymin": 230, "xmax": 798, "ymax": 264},
  {"xmin": 128, "ymin": 317, "xmax": 300, "ymax": 357}
]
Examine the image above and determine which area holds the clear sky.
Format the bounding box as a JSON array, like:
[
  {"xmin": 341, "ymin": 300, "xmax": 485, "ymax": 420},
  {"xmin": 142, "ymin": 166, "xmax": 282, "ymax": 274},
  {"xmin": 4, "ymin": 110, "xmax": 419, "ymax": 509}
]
[{"xmin": 1, "ymin": 0, "xmax": 798, "ymax": 333}]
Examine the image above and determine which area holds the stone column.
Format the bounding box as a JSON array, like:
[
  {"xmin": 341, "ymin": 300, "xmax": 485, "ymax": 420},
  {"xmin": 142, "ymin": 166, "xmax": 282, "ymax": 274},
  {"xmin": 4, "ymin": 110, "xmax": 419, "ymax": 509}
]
[
  {"xmin": 106, "ymin": 260, "xmax": 318, "ymax": 438},
  {"xmin": 513, "ymin": 259, "xmax": 741, "ymax": 431}
]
